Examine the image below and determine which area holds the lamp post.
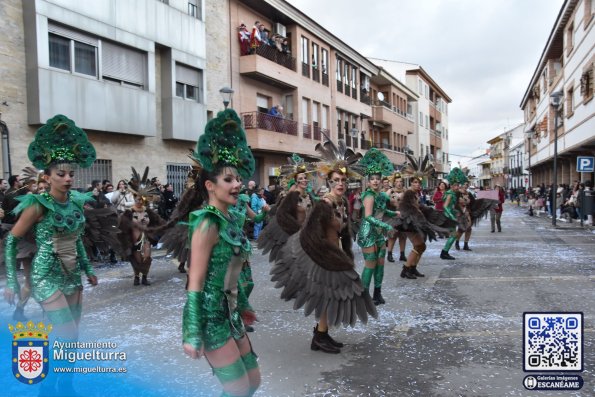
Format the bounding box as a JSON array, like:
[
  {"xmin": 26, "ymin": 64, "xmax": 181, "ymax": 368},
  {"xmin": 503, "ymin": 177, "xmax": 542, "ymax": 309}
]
[
  {"xmin": 219, "ymin": 87, "xmax": 234, "ymax": 109},
  {"xmin": 525, "ymin": 130, "xmax": 533, "ymax": 189},
  {"xmin": 550, "ymin": 90, "xmax": 563, "ymax": 227}
]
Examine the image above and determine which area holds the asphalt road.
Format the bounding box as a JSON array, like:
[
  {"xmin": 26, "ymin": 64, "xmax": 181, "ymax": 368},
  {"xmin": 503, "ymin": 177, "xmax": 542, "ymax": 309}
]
[{"xmin": 1, "ymin": 203, "xmax": 593, "ymax": 396}]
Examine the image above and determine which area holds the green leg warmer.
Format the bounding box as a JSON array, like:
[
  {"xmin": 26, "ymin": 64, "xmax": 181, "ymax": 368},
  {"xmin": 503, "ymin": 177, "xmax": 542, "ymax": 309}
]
[
  {"xmin": 361, "ymin": 267, "xmax": 374, "ymax": 290},
  {"xmin": 45, "ymin": 306, "xmax": 75, "ymax": 325},
  {"xmin": 374, "ymin": 265, "xmax": 384, "ymax": 288},
  {"xmin": 377, "ymin": 248, "xmax": 386, "ymax": 260},
  {"xmin": 213, "ymin": 357, "xmax": 247, "ymax": 384},
  {"xmin": 241, "ymin": 351, "xmax": 258, "ymax": 371},
  {"xmin": 443, "ymin": 235, "xmax": 456, "ymax": 252}
]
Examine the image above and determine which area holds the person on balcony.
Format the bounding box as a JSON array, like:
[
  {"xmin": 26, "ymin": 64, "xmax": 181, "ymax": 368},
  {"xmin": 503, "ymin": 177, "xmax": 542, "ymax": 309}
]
[
  {"xmin": 267, "ymin": 105, "xmax": 284, "ymax": 133},
  {"xmin": 249, "ymin": 21, "xmax": 262, "ymax": 53},
  {"xmin": 237, "ymin": 22, "xmax": 250, "ymax": 55}
]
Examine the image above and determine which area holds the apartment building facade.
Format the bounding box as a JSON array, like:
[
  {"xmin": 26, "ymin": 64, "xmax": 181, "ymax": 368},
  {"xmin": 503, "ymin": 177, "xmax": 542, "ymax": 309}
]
[
  {"xmin": 520, "ymin": 0, "xmax": 595, "ymax": 187},
  {"xmin": 0, "ymin": 0, "xmax": 208, "ymax": 193}
]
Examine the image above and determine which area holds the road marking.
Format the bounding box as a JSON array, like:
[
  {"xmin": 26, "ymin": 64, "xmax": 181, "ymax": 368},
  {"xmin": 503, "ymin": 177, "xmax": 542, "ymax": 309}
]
[{"xmin": 437, "ymin": 275, "xmax": 595, "ymax": 282}]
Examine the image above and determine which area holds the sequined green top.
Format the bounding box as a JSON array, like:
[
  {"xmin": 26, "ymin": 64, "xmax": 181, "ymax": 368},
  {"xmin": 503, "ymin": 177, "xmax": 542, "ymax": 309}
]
[
  {"xmin": 11, "ymin": 191, "xmax": 95, "ymax": 302},
  {"xmin": 187, "ymin": 205, "xmax": 252, "ymax": 351},
  {"xmin": 443, "ymin": 189, "xmax": 458, "ymax": 221},
  {"xmin": 356, "ymin": 189, "xmax": 392, "ymax": 248}
]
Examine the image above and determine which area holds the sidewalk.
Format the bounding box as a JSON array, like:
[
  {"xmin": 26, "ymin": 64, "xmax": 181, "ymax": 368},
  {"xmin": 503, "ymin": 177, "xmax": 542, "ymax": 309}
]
[{"xmin": 507, "ymin": 201, "xmax": 595, "ymax": 232}]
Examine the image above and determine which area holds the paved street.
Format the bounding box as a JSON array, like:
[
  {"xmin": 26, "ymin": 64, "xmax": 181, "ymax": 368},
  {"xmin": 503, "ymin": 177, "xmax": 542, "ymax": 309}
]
[{"xmin": 1, "ymin": 204, "xmax": 594, "ymax": 396}]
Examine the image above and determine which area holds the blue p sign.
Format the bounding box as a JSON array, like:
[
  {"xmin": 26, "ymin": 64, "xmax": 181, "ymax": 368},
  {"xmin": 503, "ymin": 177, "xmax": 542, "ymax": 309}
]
[{"xmin": 577, "ymin": 157, "xmax": 594, "ymax": 172}]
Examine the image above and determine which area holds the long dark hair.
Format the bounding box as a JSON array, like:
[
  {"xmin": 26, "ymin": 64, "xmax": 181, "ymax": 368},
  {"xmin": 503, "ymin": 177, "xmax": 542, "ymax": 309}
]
[{"xmin": 300, "ymin": 201, "xmax": 354, "ymax": 271}]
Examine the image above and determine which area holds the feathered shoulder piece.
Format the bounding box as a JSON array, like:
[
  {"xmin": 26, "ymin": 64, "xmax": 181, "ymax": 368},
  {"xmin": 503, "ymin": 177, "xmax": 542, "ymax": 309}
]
[
  {"xmin": 128, "ymin": 166, "xmax": 160, "ymax": 204},
  {"xmin": 189, "ymin": 108, "xmax": 255, "ymax": 179},
  {"xmin": 446, "ymin": 167, "xmax": 468, "ymax": 185},
  {"xmin": 20, "ymin": 166, "xmax": 43, "ymax": 185},
  {"xmin": 314, "ymin": 136, "xmax": 363, "ymax": 180},
  {"xmin": 401, "ymin": 154, "xmax": 435, "ymax": 181},
  {"xmin": 358, "ymin": 148, "xmax": 394, "ymax": 177}
]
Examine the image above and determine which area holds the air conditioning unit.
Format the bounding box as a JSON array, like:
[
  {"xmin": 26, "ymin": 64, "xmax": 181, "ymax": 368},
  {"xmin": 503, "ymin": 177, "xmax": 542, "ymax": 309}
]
[{"xmin": 274, "ymin": 23, "xmax": 287, "ymax": 37}]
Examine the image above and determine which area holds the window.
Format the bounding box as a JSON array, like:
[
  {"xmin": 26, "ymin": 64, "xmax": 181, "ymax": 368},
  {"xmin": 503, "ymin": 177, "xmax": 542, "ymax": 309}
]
[
  {"xmin": 312, "ymin": 43, "xmax": 319, "ymax": 68},
  {"xmin": 301, "ymin": 98, "xmax": 309, "ymax": 123},
  {"xmin": 580, "ymin": 63, "xmax": 594, "ymax": 102},
  {"xmin": 301, "ymin": 37, "xmax": 309, "ymax": 65},
  {"xmin": 322, "ymin": 105, "xmax": 328, "ymax": 129},
  {"xmin": 48, "ymin": 23, "xmax": 97, "ymax": 77},
  {"xmin": 75, "ymin": 159, "xmax": 112, "ymax": 190},
  {"xmin": 418, "ymin": 80, "xmax": 423, "ymax": 94},
  {"xmin": 566, "ymin": 22, "xmax": 574, "ymax": 54},
  {"xmin": 256, "ymin": 95, "xmax": 269, "ymax": 113},
  {"xmin": 566, "ymin": 86, "xmax": 574, "ymax": 117},
  {"xmin": 419, "ymin": 111, "xmax": 423, "ymax": 126},
  {"xmin": 351, "ymin": 67, "xmax": 357, "ymax": 89},
  {"xmin": 175, "ymin": 63, "xmax": 203, "ymax": 102},
  {"xmin": 188, "ymin": 0, "xmax": 201, "ymax": 19},
  {"xmin": 312, "ymin": 101, "xmax": 319, "ymax": 125},
  {"xmin": 336, "ymin": 57, "xmax": 342, "ymax": 81},
  {"xmin": 102, "ymin": 41, "xmax": 146, "ymax": 88},
  {"xmin": 167, "ymin": 163, "xmax": 192, "ymax": 198},
  {"xmin": 321, "ymin": 49, "xmax": 328, "ymax": 74}
]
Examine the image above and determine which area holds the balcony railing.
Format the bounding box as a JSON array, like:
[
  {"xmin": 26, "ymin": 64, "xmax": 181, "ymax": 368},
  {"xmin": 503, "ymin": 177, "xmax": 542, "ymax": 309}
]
[
  {"xmin": 245, "ymin": 45, "xmax": 296, "ymax": 71},
  {"xmin": 241, "ymin": 112, "xmax": 298, "ymax": 136},
  {"xmin": 312, "ymin": 67, "xmax": 320, "ymax": 82},
  {"xmin": 302, "ymin": 62, "xmax": 310, "ymax": 78},
  {"xmin": 373, "ymin": 142, "xmax": 393, "ymax": 150},
  {"xmin": 360, "ymin": 90, "xmax": 371, "ymax": 105},
  {"xmin": 303, "ymin": 123, "xmax": 312, "ymax": 138},
  {"xmin": 344, "ymin": 84, "xmax": 350, "ymax": 96},
  {"xmin": 337, "ymin": 80, "xmax": 343, "ymax": 93},
  {"xmin": 313, "ymin": 126, "xmax": 328, "ymax": 141},
  {"xmin": 361, "ymin": 140, "xmax": 372, "ymax": 150},
  {"xmin": 322, "ymin": 73, "xmax": 329, "ymax": 87},
  {"xmin": 351, "ymin": 86, "xmax": 357, "ymax": 100}
]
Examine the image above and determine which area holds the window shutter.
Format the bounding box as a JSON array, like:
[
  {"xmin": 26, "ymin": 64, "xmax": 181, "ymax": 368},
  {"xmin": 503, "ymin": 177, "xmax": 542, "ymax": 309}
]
[
  {"xmin": 175, "ymin": 63, "xmax": 200, "ymax": 86},
  {"xmin": 102, "ymin": 41, "xmax": 146, "ymax": 85},
  {"xmin": 48, "ymin": 22, "xmax": 97, "ymax": 46}
]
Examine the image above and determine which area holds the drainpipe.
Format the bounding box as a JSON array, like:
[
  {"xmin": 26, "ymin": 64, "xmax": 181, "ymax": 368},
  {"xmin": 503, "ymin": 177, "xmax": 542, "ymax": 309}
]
[{"xmin": 0, "ymin": 113, "xmax": 12, "ymax": 180}]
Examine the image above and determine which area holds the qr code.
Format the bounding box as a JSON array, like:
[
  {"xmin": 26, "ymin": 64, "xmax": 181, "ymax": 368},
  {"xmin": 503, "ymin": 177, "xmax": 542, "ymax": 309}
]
[{"xmin": 524, "ymin": 312, "xmax": 583, "ymax": 371}]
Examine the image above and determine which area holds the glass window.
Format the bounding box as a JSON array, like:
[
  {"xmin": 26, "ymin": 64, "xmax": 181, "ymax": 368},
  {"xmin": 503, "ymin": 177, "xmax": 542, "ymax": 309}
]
[
  {"xmin": 321, "ymin": 49, "xmax": 328, "ymax": 74},
  {"xmin": 49, "ymin": 33, "xmax": 70, "ymax": 71},
  {"xmin": 336, "ymin": 57, "xmax": 341, "ymax": 81},
  {"xmin": 186, "ymin": 85, "xmax": 198, "ymax": 101},
  {"xmin": 176, "ymin": 82, "xmax": 185, "ymax": 98},
  {"xmin": 301, "ymin": 37, "xmax": 309, "ymax": 64},
  {"xmin": 74, "ymin": 41, "xmax": 96, "ymax": 76},
  {"xmin": 312, "ymin": 43, "xmax": 318, "ymax": 68}
]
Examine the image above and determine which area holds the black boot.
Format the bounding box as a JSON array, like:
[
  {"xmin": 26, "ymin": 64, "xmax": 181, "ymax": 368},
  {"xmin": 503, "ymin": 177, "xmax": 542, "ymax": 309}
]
[
  {"xmin": 133, "ymin": 276, "xmax": 140, "ymax": 286},
  {"xmin": 109, "ymin": 250, "xmax": 117, "ymax": 264},
  {"xmin": 400, "ymin": 265, "xmax": 416, "ymax": 279},
  {"xmin": 245, "ymin": 325, "xmax": 255, "ymax": 332},
  {"xmin": 455, "ymin": 241, "xmax": 460, "ymax": 250},
  {"xmin": 440, "ymin": 250, "xmax": 456, "ymax": 260},
  {"xmin": 317, "ymin": 326, "xmax": 344, "ymax": 348},
  {"xmin": 311, "ymin": 327, "xmax": 340, "ymax": 354},
  {"xmin": 387, "ymin": 252, "xmax": 395, "ymax": 262},
  {"xmin": 373, "ymin": 287, "xmax": 385, "ymax": 305},
  {"xmin": 399, "ymin": 252, "xmax": 407, "ymax": 262},
  {"xmin": 463, "ymin": 242, "xmax": 472, "ymax": 251},
  {"xmin": 178, "ymin": 263, "xmax": 187, "ymax": 273},
  {"xmin": 411, "ymin": 267, "xmax": 425, "ymax": 277},
  {"xmin": 141, "ymin": 275, "xmax": 151, "ymax": 286}
]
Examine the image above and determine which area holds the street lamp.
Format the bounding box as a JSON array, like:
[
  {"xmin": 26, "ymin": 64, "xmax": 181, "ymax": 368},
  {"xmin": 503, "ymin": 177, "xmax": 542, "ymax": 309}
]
[
  {"xmin": 550, "ymin": 90, "xmax": 563, "ymax": 227},
  {"xmin": 219, "ymin": 87, "xmax": 234, "ymax": 109}
]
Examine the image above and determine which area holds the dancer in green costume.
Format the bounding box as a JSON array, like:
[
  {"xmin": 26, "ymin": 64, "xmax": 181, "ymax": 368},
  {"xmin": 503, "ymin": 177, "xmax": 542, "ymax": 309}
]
[
  {"xmin": 356, "ymin": 148, "xmax": 396, "ymax": 306},
  {"xmin": 3, "ymin": 114, "xmax": 97, "ymax": 395},
  {"xmin": 440, "ymin": 167, "xmax": 468, "ymax": 260},
  {"xmin": 182, "ymin": 109, "xmax": 260, "ymax": 397}
]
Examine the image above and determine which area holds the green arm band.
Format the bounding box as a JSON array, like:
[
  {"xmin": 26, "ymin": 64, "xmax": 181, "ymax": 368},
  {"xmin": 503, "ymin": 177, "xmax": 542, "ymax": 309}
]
[
  {"xmin": 182, "ymin": 290, "xmax": 205, "ymax": 350},
  {"xmin": 444, "ymin": 206, "xmax": 456, "ymax": 221},
  {"xmin": 365, "ymin": 215, "xmax": 392, "ymax": 231},
  {"xmin": 4, "ymin": 233, "xmax": 21, "ymax": 293},
  {"xmin": 385, "ymin": 209, "xmax": 397, "ymax": 218},
  {"xmin": 237, "ymin": 282, "xmax": 253, "ymax": 313},
  {"xmin": 252, "ymin": 212, "xmax": 266, "ymax": 223},
  {"xmin": 76, "ymin": 237, "xmax": 95, "ymax": 276}
]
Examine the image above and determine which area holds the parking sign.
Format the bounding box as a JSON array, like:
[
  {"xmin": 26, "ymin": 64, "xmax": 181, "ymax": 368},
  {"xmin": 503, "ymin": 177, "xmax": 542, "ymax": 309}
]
[{"xmin": 577, "ymin": 157, "xmax": 594, "ymax": 172}]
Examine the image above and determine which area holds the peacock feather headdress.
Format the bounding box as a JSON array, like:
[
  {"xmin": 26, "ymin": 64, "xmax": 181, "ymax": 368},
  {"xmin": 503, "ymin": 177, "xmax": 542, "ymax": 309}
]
[
  {"xmin": 28, "ymin": 114, "xmax": 96, "ymax": 170},
  {"xmin": 189, "ymin": 109, "xmax": 254, "ymax": 180},
  {"xmin": 358, "ymin": 148, "xmax": 394, "ymax": 177},
  {"xmin": 314, "ymin": 134, "xmax": 363, "ymax": 180},
  {"xmin": 401, "ymin": 154, "xmax": 435, "ymax": 182},
  {"xmin": 446, "ymin": 167, "xmax": 468, "ymax": 185},
  {"xmin": 128, "ymin": 166, "xmax": 160, "ymax": 204}
]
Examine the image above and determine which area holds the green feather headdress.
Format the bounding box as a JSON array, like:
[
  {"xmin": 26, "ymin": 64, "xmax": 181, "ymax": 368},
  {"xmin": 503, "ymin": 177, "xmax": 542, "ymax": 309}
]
[
  {"xmin": 28, "ymin": 114, "xmax": 96, "ymax": 169},
  {"xmin": 446, "ymin": 167, "xmax": 468, "ymax": 185},
  {"xmin": 189, "ymin": 109, "xmax": 255, "ymax": 180},
  {"xmin": 358, "ymin": 148, "xmax": 394, "ymax": 177}
]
